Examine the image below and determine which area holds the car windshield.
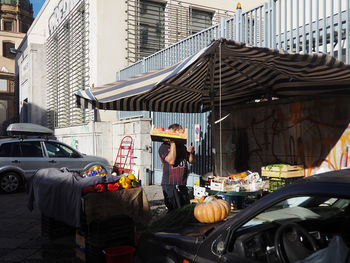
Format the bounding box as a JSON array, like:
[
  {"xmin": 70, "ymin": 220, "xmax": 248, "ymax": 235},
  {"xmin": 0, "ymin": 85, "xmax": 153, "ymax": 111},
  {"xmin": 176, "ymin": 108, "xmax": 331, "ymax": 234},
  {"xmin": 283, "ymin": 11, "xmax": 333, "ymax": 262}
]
[{"xmin": 239, "ymin": 196, "xmax": 350, "ymax": 230}]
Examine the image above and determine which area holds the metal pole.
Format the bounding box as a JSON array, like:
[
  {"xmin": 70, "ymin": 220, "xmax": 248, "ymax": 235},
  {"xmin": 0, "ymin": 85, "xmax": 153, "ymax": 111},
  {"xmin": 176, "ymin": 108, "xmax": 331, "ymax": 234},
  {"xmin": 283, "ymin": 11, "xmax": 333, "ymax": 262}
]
[{"xmin": 209, "ymin": 53, "xmax": 217, "ymax": 176}]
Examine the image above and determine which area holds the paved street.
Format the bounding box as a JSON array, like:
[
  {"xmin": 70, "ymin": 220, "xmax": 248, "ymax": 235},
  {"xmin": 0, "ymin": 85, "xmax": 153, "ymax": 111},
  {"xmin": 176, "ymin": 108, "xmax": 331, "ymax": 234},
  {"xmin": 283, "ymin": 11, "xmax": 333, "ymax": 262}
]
[
  {"xmin": 0, "ymin": 185, "xmax": 165, "ymax": 263},
  {"xmin": 0, "ymin": 191, "xmax": 42, "ymax": 263}
]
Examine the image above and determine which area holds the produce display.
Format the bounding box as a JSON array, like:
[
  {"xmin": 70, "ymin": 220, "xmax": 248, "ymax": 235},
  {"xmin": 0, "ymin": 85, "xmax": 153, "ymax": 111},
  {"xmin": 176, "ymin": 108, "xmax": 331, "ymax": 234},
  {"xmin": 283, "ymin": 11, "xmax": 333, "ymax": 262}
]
[
  {"xmin": 82, "ymin": 173, "xmax": 140, "ymax": 195},
  {"xmin": 210, "ymin": 171, "xmax": 267, "ymax": 192},
  {"xmin": 150, "ymin": 126, "xmax": 187, "ymax": 143},
  {"xmin": 194, "ymin": 196, "xmax": 230, "ymax": 223}
]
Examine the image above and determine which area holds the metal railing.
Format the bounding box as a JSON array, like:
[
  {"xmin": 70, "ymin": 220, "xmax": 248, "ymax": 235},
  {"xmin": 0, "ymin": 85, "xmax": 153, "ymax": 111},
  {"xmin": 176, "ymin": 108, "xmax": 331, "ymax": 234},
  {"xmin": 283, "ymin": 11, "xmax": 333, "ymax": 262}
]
[{"xmin": 118, "ymin": 0, "xmax": 350, "ymax": 80}]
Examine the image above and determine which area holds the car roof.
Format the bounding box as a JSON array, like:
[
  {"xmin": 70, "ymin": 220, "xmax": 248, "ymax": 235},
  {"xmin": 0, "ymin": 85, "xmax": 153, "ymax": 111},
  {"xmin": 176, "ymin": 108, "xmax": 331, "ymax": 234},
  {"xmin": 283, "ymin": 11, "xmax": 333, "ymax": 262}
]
[
  {"xmin": 0, "ymin": 137, "xmax": 57, "ymax": 143},
  {"xmin": 300, "ymin": 169, "xmax": 350, "ymax": 184}
]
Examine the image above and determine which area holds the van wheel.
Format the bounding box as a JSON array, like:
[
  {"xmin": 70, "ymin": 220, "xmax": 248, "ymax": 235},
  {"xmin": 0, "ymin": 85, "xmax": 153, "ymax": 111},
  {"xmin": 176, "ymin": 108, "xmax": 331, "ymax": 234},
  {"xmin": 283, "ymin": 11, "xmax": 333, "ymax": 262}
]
[{"xmin": 0, "ymin": 172, "xmax": 21, "ymax": 193}]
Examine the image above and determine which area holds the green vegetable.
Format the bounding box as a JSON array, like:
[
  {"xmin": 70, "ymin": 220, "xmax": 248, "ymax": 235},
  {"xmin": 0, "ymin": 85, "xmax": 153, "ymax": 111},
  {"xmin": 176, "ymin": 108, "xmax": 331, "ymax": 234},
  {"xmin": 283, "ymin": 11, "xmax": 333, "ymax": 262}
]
[{"xmin": 266, "ymin": 164, "xmax": 287, "ymax": 171}]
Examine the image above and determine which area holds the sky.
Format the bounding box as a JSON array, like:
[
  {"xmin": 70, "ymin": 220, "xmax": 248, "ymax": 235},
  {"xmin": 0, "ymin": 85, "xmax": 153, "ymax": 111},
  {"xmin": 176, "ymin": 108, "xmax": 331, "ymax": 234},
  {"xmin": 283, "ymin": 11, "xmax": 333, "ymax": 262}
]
[{"xmin": 32, "ymin": 0, "xmax": 46, "ymax": 18}]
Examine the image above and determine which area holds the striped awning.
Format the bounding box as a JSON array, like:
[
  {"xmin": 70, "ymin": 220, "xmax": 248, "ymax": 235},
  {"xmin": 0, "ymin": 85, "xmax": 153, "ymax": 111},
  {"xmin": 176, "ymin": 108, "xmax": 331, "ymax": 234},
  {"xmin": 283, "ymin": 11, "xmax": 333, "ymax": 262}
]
[{"xmin": 76, "ymin": 39, "xmax": 350, "ymax": 113}]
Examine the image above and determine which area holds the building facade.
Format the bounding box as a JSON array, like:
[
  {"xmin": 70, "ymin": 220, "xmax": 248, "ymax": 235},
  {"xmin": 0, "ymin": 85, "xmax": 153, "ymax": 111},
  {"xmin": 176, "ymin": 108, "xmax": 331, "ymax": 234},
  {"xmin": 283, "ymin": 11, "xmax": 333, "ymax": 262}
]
[
  {"xmin": 17, "ymin": 0, "xmax": 264, "ymax": 182},
  {"xmin": 118, "ymin": 0, "xmax": 350, "ymax": 179},
  {"xmin": 17, "ymin": 0, "xmax": 252, "ymax": 131},
  {"xmin": 0, "ymin": 0, "xmax": 33, "ymax": 135}
]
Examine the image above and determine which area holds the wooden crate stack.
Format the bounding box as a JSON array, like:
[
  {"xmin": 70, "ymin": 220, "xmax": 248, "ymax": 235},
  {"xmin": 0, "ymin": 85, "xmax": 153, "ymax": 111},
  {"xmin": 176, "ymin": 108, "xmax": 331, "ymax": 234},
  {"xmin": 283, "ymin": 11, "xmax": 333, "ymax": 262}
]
[{"xmin": 261, "ymin": 164, "xmax": 304, "ymax": 192}]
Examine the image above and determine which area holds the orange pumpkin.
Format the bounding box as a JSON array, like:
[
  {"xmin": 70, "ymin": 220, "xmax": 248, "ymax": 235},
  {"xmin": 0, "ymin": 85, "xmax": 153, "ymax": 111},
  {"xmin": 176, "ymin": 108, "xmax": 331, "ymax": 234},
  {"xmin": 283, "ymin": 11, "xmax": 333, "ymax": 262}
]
[{"xmin": 194, "ymin": 196, "xmax": 230, "ymax": 223}]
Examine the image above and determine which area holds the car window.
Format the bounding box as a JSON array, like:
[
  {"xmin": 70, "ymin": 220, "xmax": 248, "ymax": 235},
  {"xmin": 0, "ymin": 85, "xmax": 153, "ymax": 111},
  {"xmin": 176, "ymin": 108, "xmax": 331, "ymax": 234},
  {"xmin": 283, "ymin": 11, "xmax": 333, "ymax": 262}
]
[
  {"xmin": 45, "ymin": 141, "xmax": 76, "ymax": 158},
  {"xmin": 239, "ymin": 196, "xmax": 350, "ymax": 230},
  {"xmin": 228, "ymin": 195, "xmax": 350, "ymax": 263},
  {"xmin": 0, "ymin": 142, "xmax": 21, "ymax": 157},
  {"xmin": 20, "ymin": 141, "xmax": 43, "ymax": 157}
]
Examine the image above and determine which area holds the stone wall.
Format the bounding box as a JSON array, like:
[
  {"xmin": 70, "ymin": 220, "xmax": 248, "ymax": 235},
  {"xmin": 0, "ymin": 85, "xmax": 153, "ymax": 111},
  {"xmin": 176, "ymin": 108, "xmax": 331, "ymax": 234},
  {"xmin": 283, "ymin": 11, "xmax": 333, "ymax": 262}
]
[{"xmin": 112, "ymin": 118, "xmax": 152, "ymax": 184}]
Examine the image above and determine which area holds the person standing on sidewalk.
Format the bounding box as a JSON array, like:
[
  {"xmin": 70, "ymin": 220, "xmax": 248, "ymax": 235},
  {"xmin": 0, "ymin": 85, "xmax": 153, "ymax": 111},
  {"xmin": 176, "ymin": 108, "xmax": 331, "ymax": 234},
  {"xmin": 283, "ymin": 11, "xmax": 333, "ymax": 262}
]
[{"xmin": 158, "ymin": 123, "xmax": 195, "ymax": 212}]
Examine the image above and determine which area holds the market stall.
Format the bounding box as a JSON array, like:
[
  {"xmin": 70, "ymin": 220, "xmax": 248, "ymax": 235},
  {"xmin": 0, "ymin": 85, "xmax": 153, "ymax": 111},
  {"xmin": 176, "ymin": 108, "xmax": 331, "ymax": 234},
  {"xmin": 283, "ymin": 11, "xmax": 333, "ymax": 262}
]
[
  {"xmin": 27, "ymin": 167, "xmax": 151, "ymax": 262},
  {"xmin": 75, "ymin": 38, "xmax": 350, "ymax": 180}
]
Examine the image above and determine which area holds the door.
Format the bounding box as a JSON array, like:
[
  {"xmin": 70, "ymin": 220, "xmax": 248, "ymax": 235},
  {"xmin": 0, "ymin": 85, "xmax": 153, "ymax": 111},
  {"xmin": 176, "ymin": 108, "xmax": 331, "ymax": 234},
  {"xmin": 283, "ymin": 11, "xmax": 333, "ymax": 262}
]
[
  {"xmin": 16, "ymin": 141, "xmax": 49, "ymax": 178},
  {"xmin": 43, "ymin": 141, "xmax": 84, "ymax": 172}
]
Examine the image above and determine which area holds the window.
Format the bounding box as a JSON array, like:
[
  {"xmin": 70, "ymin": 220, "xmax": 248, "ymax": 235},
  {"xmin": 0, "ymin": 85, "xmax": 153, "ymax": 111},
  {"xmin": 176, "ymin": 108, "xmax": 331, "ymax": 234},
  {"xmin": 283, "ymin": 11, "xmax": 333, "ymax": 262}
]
[
  {"xmin": 139, "ymin": 0, "xmax": 165, "ymax": 59},
  {"xmin": 3, "ymin": 21, "xmax": 13, "ymax": 31},
  {"xmin": 20, "ymin": 141, "xmax": 43, "ymax": 157},
  {"xmin": 0, "ymin": 79, "xmax": 7, "ymax": 92},
  {"xmin": 0, "ymin": 142, "xmax": 21, "ymax": 157},
  {"xmin": 239, "ymin": 196, "xmax": 350, "ymax": 230},
  {"xmin": 3, "ymin": 42, "xmax": 15, "ymax": 59},
  {"xmin": 45, "ymin": 141, "xmax": 76, "ymax": 158},
  {"xmin": 191, "ymin": 9, "xmax": 213, "ymax": 34}
]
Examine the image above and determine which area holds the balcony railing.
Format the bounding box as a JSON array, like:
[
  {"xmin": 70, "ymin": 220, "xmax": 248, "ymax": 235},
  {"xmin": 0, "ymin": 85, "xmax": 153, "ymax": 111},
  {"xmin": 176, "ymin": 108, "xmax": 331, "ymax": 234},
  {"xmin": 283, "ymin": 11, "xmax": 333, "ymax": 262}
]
[{"xmin": 118, "ymin": 0, "xmax": 350, "ymax": 80}]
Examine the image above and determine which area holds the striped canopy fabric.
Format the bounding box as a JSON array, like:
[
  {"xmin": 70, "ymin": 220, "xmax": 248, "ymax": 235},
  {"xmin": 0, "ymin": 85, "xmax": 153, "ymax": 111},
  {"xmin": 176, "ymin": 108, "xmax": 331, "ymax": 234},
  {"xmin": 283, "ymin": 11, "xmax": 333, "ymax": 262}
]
[{"xmin": 75, "ymin": 39, "xmax": 350, "ymax": 113}]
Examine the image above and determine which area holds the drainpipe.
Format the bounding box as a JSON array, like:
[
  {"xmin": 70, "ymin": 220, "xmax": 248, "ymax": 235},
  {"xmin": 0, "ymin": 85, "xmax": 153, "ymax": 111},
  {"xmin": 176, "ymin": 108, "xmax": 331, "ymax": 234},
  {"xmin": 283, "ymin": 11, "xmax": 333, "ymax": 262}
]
[
  {"xmin": 150, "ymin": 111, "xmax": 154, "ymax": 184},
  {"xmin": 92, "ymin": 109, "xmax": 97, "ymax": 156}
]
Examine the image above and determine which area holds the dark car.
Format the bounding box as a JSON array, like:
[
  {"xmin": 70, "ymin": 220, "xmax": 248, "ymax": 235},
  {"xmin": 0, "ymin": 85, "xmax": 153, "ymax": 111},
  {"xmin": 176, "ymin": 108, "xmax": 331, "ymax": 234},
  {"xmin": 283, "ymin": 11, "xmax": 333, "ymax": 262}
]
[{"xmin": 135, "ymin": 169, "xmax": 350, "ymax": 263}]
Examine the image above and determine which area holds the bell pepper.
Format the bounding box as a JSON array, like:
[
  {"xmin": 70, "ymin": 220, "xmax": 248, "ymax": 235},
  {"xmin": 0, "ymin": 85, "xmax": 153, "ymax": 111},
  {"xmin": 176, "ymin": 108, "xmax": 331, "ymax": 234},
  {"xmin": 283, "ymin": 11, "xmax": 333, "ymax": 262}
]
[
  {"xmin": 121, "ymin": 182, "xmax": 131, "ymax": 189},
  {"xmin": 131, "ymin": 180, "xmax": 139, "ymax": 188},
  {"xmin": 94, "ymin": 183, "xmax": 106, "ymax": 193},
  {"xmin": 119, "ymin": 176, "xmax": 131, "ymax": 185},
  {"xmin": 107, "ymin": 182, "xmax": 121, "ymax": 191}
]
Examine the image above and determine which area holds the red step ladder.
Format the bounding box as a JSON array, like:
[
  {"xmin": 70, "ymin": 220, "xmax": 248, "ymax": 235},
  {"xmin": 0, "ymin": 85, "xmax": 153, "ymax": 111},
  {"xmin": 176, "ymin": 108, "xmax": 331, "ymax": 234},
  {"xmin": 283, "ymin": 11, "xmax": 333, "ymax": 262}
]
[{"xmin": 114, "ymin": 136, "xmax": 134, "ymax": 175}]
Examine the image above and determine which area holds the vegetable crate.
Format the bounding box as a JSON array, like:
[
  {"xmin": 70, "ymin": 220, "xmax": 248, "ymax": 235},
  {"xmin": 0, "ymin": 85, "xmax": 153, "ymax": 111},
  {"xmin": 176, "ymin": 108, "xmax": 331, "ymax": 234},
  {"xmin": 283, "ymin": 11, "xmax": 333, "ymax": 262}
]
[
  {"xmin": 261, "ymin": 164, "xmax": 304, "ymax": 178},
  {"xmin": 265, "ymin": 177, "xmax": 301, "ymax": 192}
]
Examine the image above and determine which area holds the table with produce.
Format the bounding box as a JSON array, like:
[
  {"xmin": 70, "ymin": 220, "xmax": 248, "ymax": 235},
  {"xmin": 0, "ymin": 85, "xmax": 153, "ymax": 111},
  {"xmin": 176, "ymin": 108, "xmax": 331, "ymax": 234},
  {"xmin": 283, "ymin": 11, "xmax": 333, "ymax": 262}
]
[
  {"xmin": 28, "ymin": 166, "xmax": 152, "ymax": 261},
  {"xmin": 81, "ymin": 171, "xmax": 151, "ymax": 226}
]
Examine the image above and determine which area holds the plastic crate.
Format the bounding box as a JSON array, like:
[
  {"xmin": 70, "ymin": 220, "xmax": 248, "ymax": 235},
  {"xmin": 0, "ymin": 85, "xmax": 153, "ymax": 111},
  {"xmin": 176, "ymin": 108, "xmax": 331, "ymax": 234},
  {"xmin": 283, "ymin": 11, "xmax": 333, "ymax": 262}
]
[
  {"xmin": 267, "ymin": 177, "xmax": 300, "ymax": 192},
  {"xmin": 80, "ymin": 216, "xmax": 135, "ymax": 245},
  {"xmin": 84, "ymin": 235, "xmax": 135, "ymax": 263},
  {"xmin": 41, "ymin": 214, "xmax": 75, "ymax": 239},
  {"xmin": 77, "ymin": 215, "xmax": 135, "ymax": 262}
]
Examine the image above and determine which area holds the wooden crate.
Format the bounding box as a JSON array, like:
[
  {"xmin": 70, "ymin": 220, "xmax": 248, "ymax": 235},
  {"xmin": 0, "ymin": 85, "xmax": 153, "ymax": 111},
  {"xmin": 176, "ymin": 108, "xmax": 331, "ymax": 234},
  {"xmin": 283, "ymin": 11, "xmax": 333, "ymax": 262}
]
[
  {"xmin": 150, "ymin": 127, "xmax": 187, "ymax": 143},
  {"xmin": 261, "ymin": 164, "xmax": 304, "ymax": 178}
]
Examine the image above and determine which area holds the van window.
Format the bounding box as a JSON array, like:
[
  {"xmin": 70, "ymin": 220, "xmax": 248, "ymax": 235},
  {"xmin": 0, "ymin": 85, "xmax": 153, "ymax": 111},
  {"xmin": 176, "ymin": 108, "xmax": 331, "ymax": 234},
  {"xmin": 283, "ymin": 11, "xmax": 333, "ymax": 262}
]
[
  {"xmin": 45, "ymin": 141, "xmax": 75, "ymax": 158},
  {"xmin": 0, "ymin": 142, "xmax": 21, "ymax": 157},
  {"xmin": 20, "ymin": 141, "xmax": 43, "ymax": 157}
]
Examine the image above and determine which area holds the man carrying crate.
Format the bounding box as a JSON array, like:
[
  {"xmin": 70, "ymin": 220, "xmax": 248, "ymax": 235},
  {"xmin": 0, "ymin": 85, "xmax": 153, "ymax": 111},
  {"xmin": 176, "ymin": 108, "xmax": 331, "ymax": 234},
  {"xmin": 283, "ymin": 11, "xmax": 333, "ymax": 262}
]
[{"xmin": 158, "ymin": 124, "xmax": 195, "ymax": 212}]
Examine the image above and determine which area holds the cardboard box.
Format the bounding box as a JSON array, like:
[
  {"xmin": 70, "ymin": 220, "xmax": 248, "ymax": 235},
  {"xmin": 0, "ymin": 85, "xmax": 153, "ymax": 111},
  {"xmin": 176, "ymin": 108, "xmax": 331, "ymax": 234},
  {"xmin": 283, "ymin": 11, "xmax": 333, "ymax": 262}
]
[{"xmin": 209, "ymin": 180, "xmax": 240, "ymax": 192}]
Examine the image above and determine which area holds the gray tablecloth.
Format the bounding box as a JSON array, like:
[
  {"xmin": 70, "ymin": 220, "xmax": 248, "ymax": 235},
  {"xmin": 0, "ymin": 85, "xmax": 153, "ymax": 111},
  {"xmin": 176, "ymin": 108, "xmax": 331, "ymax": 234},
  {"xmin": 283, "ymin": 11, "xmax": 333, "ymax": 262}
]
[{"xmin": 27, "ymin": 167, "xmax": 110, "ymax": 227}]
